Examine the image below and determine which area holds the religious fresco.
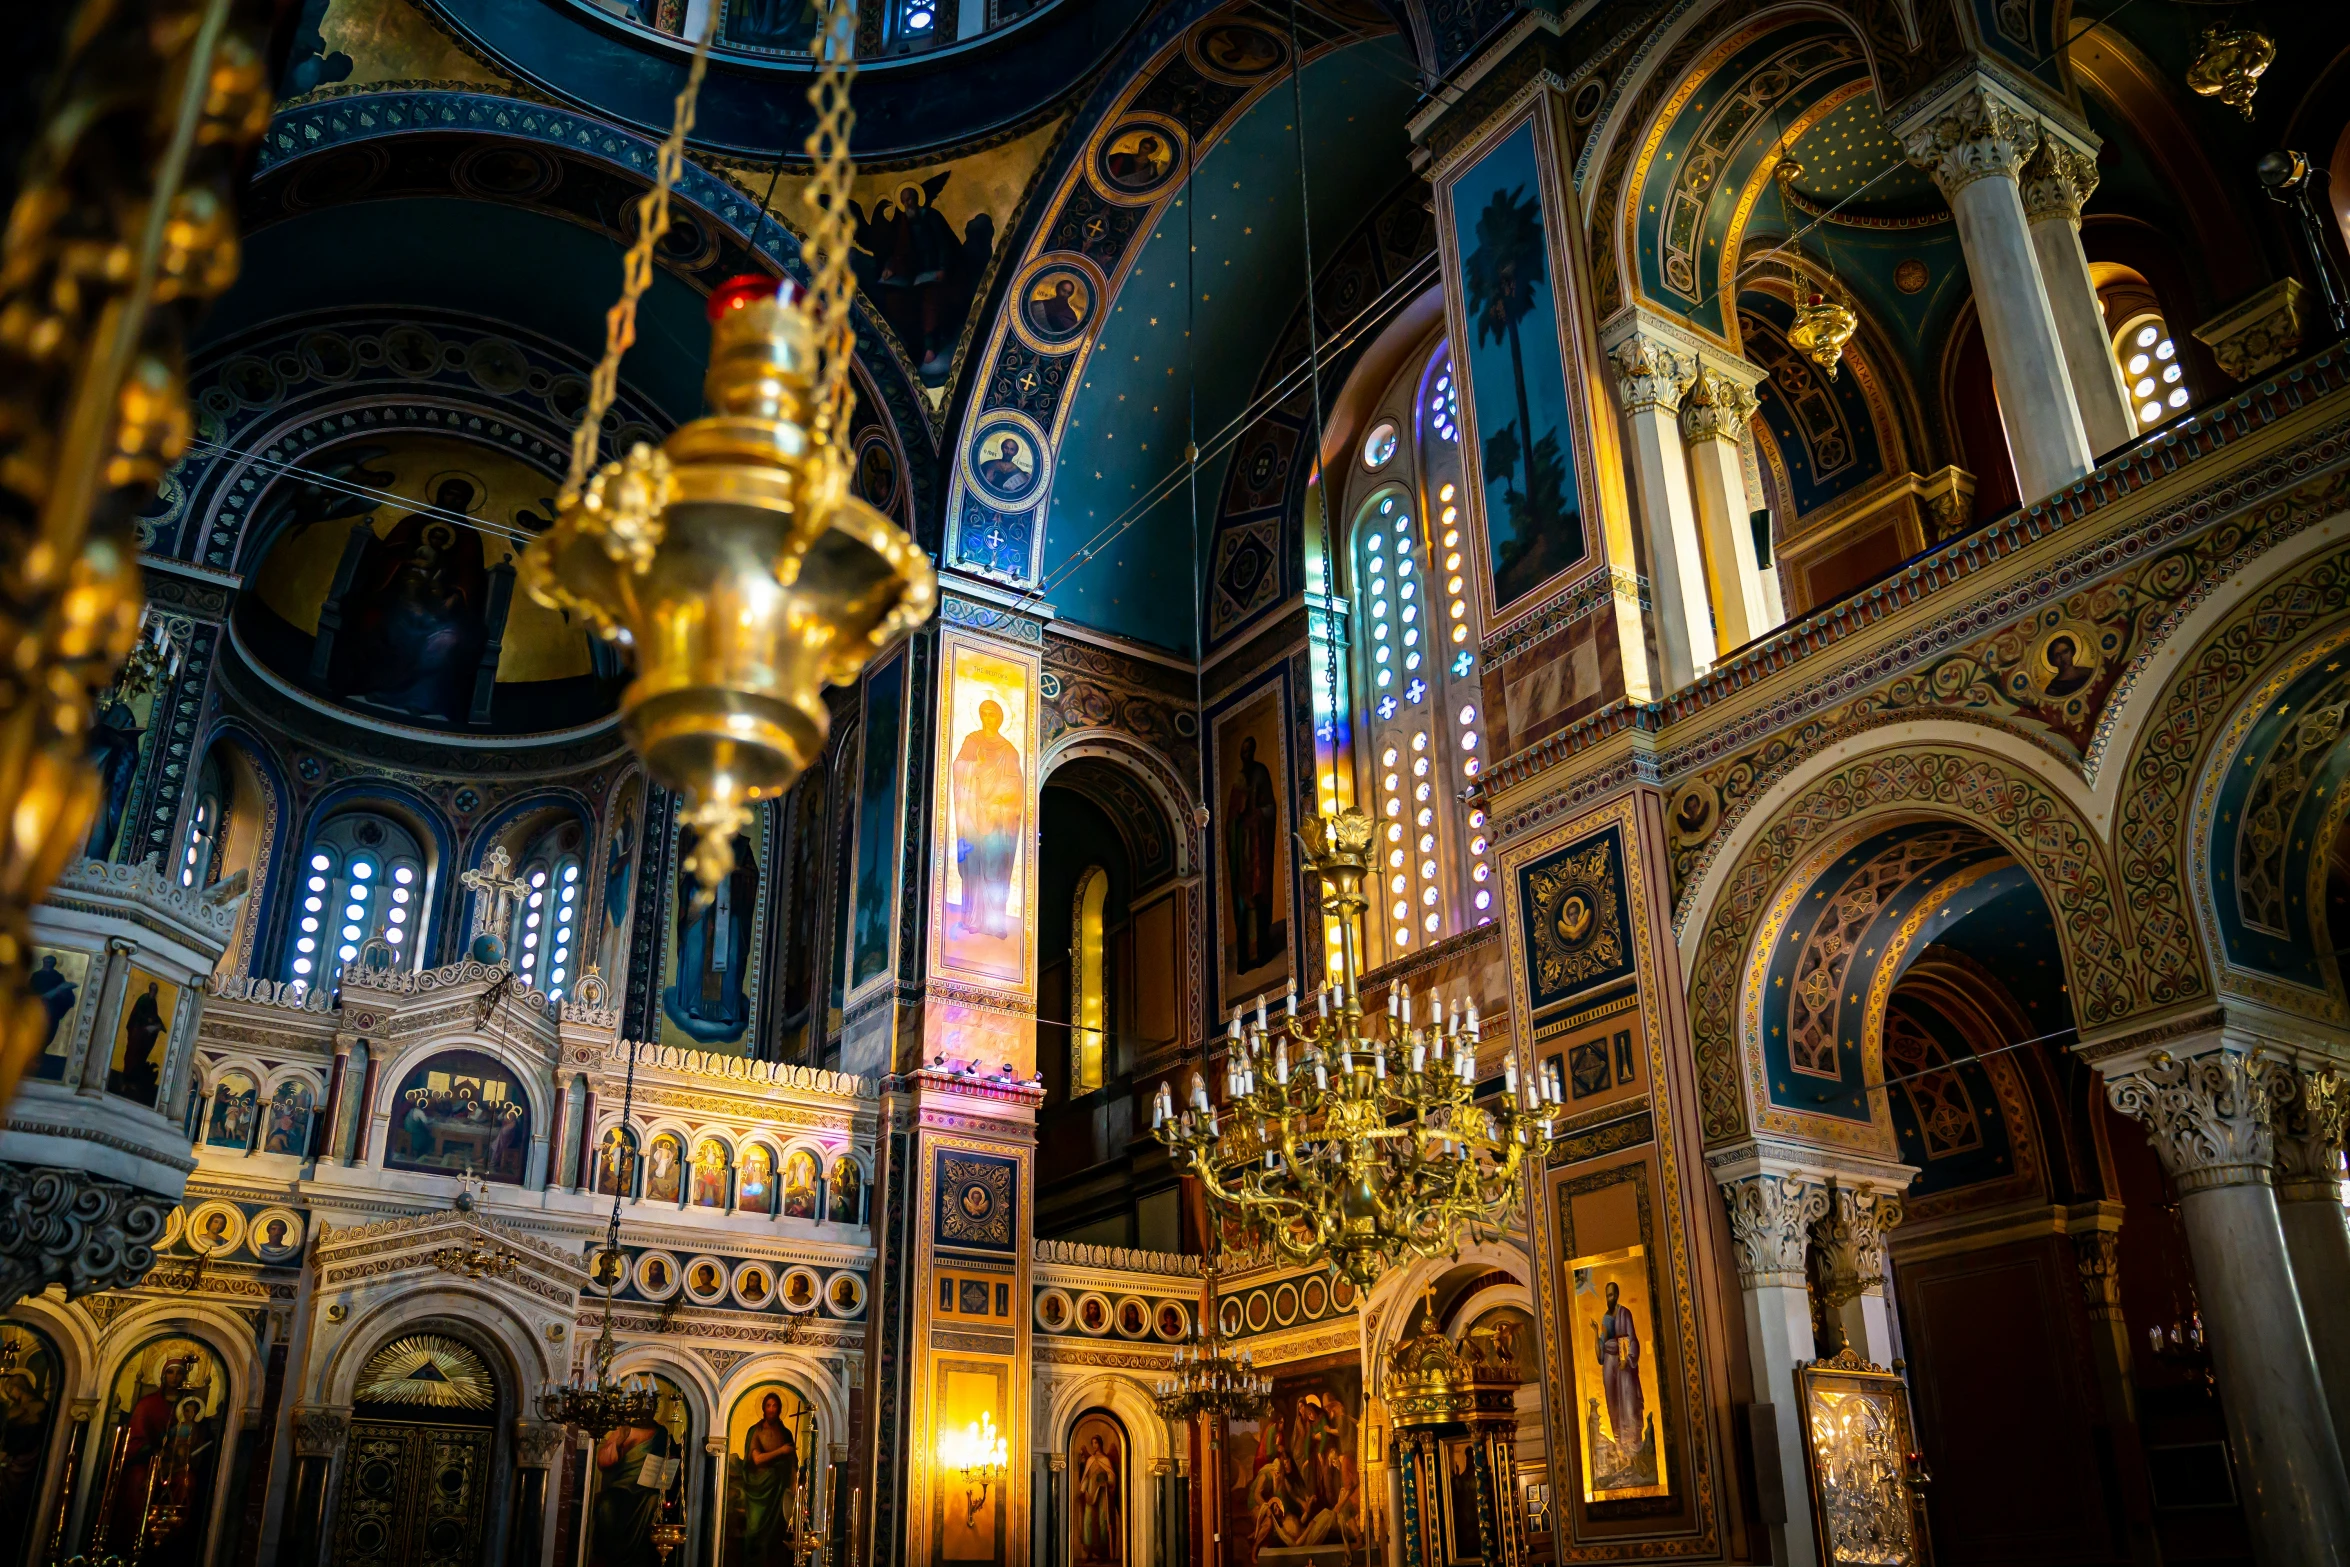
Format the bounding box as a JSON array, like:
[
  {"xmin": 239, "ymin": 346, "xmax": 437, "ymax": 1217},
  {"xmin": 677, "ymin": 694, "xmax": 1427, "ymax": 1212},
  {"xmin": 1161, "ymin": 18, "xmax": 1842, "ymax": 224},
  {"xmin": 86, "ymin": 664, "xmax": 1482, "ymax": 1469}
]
[
  {"xmin": 829, "ymin": 1154, "xmax": 864, "ymax": 1224},
  {"xmin": 645, "ymin": 1134, "xmax": 685, "ymax": 1205},
  {"xmin": 660, "ymin": 806, "xmax": 770, "ymax": 1050},
  {"xmin": 235, "ymin": 431, "xmax": 626, "ymax": 734},
  {"xmin": 1089, "ymin": 115, "xmax": 1186, "ymax": 204},
  {"xmin": 383, "ymin": 1048, "xmax": 532, "ymax": 1184},
  {"xmin": 723, "ymin": 1381, "xmax": 818, "ymax": 1567},
  {"xmin": 87, "ymin": 660, "xmax": 163, "ymax": 865},
  {"xmin": 1069, "ymin": 1409, "xmax": 1125, "ymax": 1567},
  {"xmin": 963, "ymin": 412, "xmax": 1048, "ymax": 513},
  {"xmin": 598, "ymin": 774, "xmax": 645, "ymax": 991},
  {"xmin": 88, "ymin": 1336, "xmax": 227, "ymax": 1561},
  {"xmin": 1223, "ymin": 1353, "xmax": 1365, "ymax": 1567},
  {"xmin": 1569, "ymin": 1243, "xmax": 1669, "ymax": 1503},
  {"xmin": 936, "ymin": 640, "xmax": 1035, "ymax": 986},
  {"xmin": 849, "ymin": 652, "xmax": 907, "ymax": 993},
  {"xmin": 782, "ymin": 1150, "xmax": 820, "ymax": 1219},
  {"xmin": 27, "ymin": 945, "xmax": 87, "ymax": 1081},
  {"xmin": 596, "ymin": 1128, "xmax": 641, "ymax": 1197},
  {"xmin": 693, "ymin": 1139, "xmax": 732, "ymax": 1208},
  {"xmin": 0, "ymin": 1322, "xmax": 60, "ymax": 1567},
  {"xmin": 1210, "ymin": 672, "xmax": 1294, "ymax": 1011},
  {"xmin": 206, "ymin": 1071, "xmax": 259, "ymax": 1149},
  {"xmin": 105, "ymin": 967, "xmax": 177, "ymax": 1109},
  {"xmin": 261, "ymin": 1078, "xmax": 316, "ymax": 1155},
  {"xmin": 753, "ymin": 114, "xmax": 1066, "ymax": 388},
  {"xmin": 739, "ymin": 1145, "xmax": 775, "ymax": 1214},
  {"xmin": 1009, "ymin": 257, "xmax": 1103, "ymax": 354},
  {"xmin": 1444, "ymin": 119, "xmax": 1586, "ymax": 613},
  {"xmin": 587, "ymin": 1372, "xmax": 691, "ymax": 1567}
]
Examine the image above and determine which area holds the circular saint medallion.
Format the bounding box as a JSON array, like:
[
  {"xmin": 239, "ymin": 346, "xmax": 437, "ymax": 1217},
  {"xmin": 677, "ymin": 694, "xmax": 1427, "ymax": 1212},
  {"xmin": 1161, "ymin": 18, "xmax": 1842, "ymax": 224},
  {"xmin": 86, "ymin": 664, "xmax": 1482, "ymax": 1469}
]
[
  {"xmin": 1245, "ymin": 1290, "xmax": 1271, "ymax": 1333},
  {"xmin": 1155, "ymin": 1300, "xmax": 1190, "ymax": 1341},
  {"xmin": 1010, "ymin": 255, "xmax": 1107, "ymax": 354},
  {"xmin": 1090, "ymin": 113, "xmax": 1187, "ymax": 205},
  {"xmin": 1272, "ymin": 1281, "xmax": 1300, "ymax": 1325},
  {"xmin": 1076, "ymin": 1292, "xmax": 1115, "ymax": 1336},
  {"xmin": 774, "ymin": 1264, "xmax": 821, "ymax": 1313},
  {"xmin": 1220, "ymin": 1296, "xmax": 1245, "ymax": 1338},
  {"xmin": 633, "ymin": 1249, "xmax": 682, "ymax": 1302},
  {"xmin": 1115, "ymin": 1296, "xmax": 1152, "ymax": 1339},
  {"xmin": 1190, "ymin": 21, "xmax": 1289, "ymax": 82},
  {"xmin": 827, "ymin": 1271, "xmax": 868, "ymax": 1317},
  {"xmin": 854, "ymin": 431, "xmax": 902, "ymax": 515},
  {"xmin": 1301, "ymin": 1275, "xmax": 1329, "ymax": 1319},
  {"xmin": 1036, "ymin": 1288, "xmax": 1074, "ymax": 1333},
  {"xmin": 185, "ymin": 1200, "xmax": 247, "ymax": 1258},
  {"xmin": 963, "ymin": 408, "xmax": 1050, "ymax": 514},
  {"xmin": 682, "ymin": 1255, "xmax": 731, "ymax": 1305}
]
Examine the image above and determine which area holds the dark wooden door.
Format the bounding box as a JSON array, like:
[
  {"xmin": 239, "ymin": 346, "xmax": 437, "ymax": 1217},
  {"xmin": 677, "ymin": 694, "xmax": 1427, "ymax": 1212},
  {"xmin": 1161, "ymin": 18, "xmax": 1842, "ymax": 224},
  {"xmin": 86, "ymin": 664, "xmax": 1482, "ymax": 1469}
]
[{"xmin": 333, "ymin": 1419, "xmax": 495, "ymax": 1567}]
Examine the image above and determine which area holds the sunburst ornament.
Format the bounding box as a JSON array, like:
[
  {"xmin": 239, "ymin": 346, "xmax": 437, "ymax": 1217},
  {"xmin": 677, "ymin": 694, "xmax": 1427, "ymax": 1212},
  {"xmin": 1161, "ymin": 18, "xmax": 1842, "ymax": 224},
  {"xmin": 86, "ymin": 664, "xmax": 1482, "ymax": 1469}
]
[{"xmin": 356, "ymin": 1335, "xmax": 495, "ymax": 1410}]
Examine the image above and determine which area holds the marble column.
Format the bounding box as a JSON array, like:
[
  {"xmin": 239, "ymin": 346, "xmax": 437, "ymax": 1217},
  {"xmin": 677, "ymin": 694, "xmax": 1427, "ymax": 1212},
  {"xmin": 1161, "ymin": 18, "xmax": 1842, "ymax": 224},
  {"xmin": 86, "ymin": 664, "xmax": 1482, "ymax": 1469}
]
[
  {"xmin": 1680, "ymin": 366, "xmax": 1774, "ymax": 653},
  {"xmin": 2069, "ymin": 1210, "xmax": 2164, "ymax": 1567},
  {"xmin": 1605, "ymin": 329, "xmax": 1711, "ymax": 687},
  {"xmin": 1809, "ymin": 1179, "xmax": 1905, "ymax": 1366},
  {"xmin": 2271, "ymin": 1062, "xmax": 2350, "ymax": 1465},
  {"xmin": 1716, "ymin": 1170, "xmax": 1831, "ymax": 1567},
  {"xmin": 2019, "ymin": 130, "xmax": 2137, "ymax": 457},
  {"xmin": 2105, "ymin": 1044, "xmax": 2350, "ymax": 1565},
  {"xmin": 1902, "ymin": 82, "xmax": 2095, "ymax": 503}
]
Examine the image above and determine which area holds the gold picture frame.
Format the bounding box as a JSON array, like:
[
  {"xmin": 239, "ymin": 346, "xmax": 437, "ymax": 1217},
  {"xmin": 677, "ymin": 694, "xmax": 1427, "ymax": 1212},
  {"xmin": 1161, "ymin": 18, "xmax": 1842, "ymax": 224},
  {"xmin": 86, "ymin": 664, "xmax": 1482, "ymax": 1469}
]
[{"xmin": 1793, "ymin": 1349, "xmax": 1930, "ymax": 1566}]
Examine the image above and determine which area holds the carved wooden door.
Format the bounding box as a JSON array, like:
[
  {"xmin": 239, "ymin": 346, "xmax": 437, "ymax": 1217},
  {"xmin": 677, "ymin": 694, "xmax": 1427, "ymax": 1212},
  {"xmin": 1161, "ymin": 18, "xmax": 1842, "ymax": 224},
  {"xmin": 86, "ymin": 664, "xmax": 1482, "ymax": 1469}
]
[{"xmin": 333, "ymin": 1419, "xmax": 495, "ymax": 1567}]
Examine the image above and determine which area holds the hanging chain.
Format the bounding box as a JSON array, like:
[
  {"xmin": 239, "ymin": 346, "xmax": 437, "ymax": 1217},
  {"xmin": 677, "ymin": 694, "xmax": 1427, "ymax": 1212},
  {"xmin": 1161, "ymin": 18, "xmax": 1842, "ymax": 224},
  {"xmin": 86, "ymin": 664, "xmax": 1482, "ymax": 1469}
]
[
  {"xmin": 1284, "ymin": 1, "xmax": 1339, "ymax": 742},
  {"xmin": 561, "ymin": 11, "xmax": 721, "ymax": 505},
  {"xmin": 801, "ymin": 0, "xmax": 863, "ymax": 481}
]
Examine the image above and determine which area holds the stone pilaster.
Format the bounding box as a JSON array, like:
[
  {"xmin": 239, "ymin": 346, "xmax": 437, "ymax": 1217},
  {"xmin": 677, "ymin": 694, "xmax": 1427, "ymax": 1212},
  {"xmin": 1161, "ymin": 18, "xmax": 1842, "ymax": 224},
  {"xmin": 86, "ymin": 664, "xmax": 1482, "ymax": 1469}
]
[
  {"xmin": 1719, "ymin": 1171, "xmax": 1829, "ymax": 1291},
  {"xmin": 2103, "ymin": 1042, "xmax": 2350, "ymax": 1563},
  {"xmin": 1898, "ymin": 80, "xmax": 2094, "ymax": 500},
  {"xmin": 1714, "ymin": 1168, "xmax": 1831, "ymax": 1567},
  {"xmin": 1810, "ymin": 1179, "xmax": 1904, "ymax": 1363}
]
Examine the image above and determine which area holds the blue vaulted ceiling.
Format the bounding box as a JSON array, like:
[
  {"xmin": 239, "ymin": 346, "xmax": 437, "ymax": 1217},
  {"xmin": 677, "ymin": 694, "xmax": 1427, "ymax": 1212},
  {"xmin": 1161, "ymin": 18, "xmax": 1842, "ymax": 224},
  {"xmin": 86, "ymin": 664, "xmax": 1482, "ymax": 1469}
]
[{"xmin": 1040, "ymin": 36, "xmax": 1418, "ymax": 655}]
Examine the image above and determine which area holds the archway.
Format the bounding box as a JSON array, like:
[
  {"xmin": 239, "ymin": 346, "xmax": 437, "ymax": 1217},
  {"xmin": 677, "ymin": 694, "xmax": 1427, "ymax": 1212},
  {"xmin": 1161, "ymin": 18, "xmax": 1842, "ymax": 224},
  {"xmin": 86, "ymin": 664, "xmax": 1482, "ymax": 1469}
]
[{"xmin": 330, "ymin": 1329, "xmax": 506, "ymax": 1567}]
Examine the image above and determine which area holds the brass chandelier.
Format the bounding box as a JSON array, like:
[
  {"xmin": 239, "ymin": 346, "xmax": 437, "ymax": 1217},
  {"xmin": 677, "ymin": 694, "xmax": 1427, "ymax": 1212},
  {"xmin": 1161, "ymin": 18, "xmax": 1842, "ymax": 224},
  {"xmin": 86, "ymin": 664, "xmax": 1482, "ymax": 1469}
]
[
  {"xmin": 1152, "ymin": 812, "xmax": 1560, "ymax": 1290},
  {"xmin": 522, "ymin": 0, "xmax": 934, "ymax": 904},
  {"xmin": 1151, "ymin": 1261, "xmax": 1271, "ymax": 1424}
]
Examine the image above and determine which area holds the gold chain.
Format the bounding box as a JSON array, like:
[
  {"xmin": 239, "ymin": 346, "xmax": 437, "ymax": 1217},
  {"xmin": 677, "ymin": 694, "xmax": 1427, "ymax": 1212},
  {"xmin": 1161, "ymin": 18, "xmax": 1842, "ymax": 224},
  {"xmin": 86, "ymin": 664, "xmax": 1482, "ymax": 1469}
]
[
  {"xmin": 561, "ymin": 11, "xmax": 721, "ymax": 504},
  {"xmin": 801, "ymin": 0, "xmax": 862, "ymax": 478}
]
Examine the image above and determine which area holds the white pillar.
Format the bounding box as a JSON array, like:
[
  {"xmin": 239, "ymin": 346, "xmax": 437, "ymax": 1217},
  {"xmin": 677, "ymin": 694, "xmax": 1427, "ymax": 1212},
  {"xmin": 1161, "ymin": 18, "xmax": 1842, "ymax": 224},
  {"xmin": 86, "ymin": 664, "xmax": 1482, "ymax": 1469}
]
[
  {"xmin": 1903, "ymin": 83, "xmax": 2095, "ymax": 504},
  {"xmin": 2105, "ymin": 1044, "xmax": 2350, "ymax": 1566},
  {"xmin": 1680, "ymin": 367, "xmax": 1774, "ymax": 652},
  {"xmin": 1605, "ymin": 330, "xmax": 1712, "ymax": 687},
  {"xmin": 1717, "ymin": 1171, "xmax": 1832, "ymax": 1567},
  {"xmin": 2020, "ymin": 130, "xmax": 2137, "ymax": 458},
  {"xmin": 2274, "ymin": 1063, "xmax": 2350, "ymax": 1466}
]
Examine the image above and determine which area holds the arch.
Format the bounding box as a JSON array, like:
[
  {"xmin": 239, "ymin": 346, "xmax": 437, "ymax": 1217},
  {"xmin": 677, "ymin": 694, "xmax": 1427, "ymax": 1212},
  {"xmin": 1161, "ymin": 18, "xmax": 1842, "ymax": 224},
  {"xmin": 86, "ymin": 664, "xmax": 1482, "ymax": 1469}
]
[
  {"xmin": 1037, "ymin": 1368, "xmax": 1177, "ymax": 1567},
  {"xmin": 87, "ymin": 1301, "xmax": 262, "ymax": 1566},
  {"xmin": 370, "ymin": 1036, "xmax": 548, "ymax": 1187},
  {"xmin": 1039, "ymin": 732, "xmax": 1197, "ymax": 884},
  {"xmin": 280, "ymin": 781, "xmax": 455, "ymax": 974},
  {"xmin": 2109, "ymin": 527, "xmax": 2350, "ymax": 1024},
  {"xmin": 1682, "ymin": 735, "xmax": 2132, "ymax": 1148},
  {"xmin": 0, "ymin": 1299, "xmax": 91, "ymax": 1567},
  {"xmin": 192, "ymin": 721, "xmax": 290, "ymax": 977},
  {"xmin": 713, "ymin": 1351, "xmax": 851, "ymax": 1464}
]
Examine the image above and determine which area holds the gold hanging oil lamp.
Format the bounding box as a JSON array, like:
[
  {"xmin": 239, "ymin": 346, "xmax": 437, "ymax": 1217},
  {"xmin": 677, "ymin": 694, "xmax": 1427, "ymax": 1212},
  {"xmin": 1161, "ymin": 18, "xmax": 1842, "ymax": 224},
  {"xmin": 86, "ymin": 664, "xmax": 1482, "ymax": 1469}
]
[
  {"xmin": 2185, "ymin": 23, "xmax": 2274, "ymax": 121},
  {"xmin": 521, "ymin": 0, "xmax": 935, "ymax": 903},
  {"xmin": 1784, "ymin": 284, "xmax": 1857, "ymax": 379}
]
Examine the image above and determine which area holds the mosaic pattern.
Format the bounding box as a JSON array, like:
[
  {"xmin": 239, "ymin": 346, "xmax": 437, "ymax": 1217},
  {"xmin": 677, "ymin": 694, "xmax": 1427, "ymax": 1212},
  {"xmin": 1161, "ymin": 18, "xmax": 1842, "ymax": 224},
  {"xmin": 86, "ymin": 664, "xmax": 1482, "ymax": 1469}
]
[{"xmin": 1687, "ymin": 746, "xmax": 2130, "ymax": 1145}]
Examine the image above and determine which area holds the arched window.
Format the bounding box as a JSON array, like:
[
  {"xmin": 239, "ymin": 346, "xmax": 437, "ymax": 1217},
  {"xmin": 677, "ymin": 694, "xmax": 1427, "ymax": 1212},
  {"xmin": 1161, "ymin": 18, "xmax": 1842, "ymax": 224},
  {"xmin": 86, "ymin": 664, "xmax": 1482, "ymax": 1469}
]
[
  {"xmin": 285, "ymin": 812, "xmax": 425, "ymax": 982},
  {"xmin": 2113, "ymin": 311, "xmax": 2191, "ymax": 435},
  {"xmin": 1341, "ymin": 339, "xmax": 1497, "ymax": 967},
  {"xmin": 1070, "ymin": 865, "xmax": 1108, "ymax": 1094},
  {"xmin": 507, "ymin": 831, "xmax": 585, "ymax": 1000},
  {"xmin": 180, "ymin": 755, "xmax": 224, "ymax": 890}
]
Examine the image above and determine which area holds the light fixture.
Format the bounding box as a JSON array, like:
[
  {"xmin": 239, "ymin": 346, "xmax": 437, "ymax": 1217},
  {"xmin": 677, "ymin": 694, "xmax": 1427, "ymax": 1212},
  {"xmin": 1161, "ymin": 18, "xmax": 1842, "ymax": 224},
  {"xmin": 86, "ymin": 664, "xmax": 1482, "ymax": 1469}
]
[
  {"xmin": 520, "ymin": 0, "xmax": 935, "ymax": 908},
  {"xmin": 940, "ymin": 1411, "xmax": 1009, "ymax": 1527},
  {"xmin": 2185, "ymin": 23, "xmax": 2274, "ymax": 121},
  {"xmin": 1786, "ymin": 286, "xmax": 1859, "ymax": 380},
  {"xmin": 1153, "ymin": 810, "xmax": 1559, "ymax": 1289},
  {"xmin": 1152, "ymin": 1259, "xmax": 1272, "ymax": 1424},
  {"xmin": 541, "ymin": 1042, "xmax": 659, "ymax": 1440}
]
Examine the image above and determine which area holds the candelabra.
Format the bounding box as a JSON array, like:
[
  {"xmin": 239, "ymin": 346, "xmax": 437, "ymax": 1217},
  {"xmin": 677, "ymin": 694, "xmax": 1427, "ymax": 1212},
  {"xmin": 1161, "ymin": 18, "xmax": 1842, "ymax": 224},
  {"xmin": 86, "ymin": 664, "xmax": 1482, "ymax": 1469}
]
[
  {"xmin": 1152, "ymin": 811, "xmax": 1561, "ymax": 1290},
  {"xmin": 941, "ymin": 1412, "xmax": 1008, "ymax": 1528},
  {"xmin": 1152, "ymin": 1263, "xmax": 1271, "ymax": 1424}
]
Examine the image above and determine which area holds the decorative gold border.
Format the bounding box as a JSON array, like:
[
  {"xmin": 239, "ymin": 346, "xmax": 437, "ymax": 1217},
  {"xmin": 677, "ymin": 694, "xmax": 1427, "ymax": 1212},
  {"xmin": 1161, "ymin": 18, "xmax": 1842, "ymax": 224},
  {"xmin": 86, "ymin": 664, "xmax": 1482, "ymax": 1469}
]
[{"xmin": 1498, "ymin": 792, "xmax": 1721, "ymax": 1559}]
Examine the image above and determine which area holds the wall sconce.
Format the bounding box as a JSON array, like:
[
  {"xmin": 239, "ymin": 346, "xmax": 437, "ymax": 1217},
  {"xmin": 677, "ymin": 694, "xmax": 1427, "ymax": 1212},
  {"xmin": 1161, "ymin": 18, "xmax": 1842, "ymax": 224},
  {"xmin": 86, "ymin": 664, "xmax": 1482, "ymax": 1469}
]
[{"xmin": 939, "ymin": 1411, "xmax": 1009, "ymax": 1527}]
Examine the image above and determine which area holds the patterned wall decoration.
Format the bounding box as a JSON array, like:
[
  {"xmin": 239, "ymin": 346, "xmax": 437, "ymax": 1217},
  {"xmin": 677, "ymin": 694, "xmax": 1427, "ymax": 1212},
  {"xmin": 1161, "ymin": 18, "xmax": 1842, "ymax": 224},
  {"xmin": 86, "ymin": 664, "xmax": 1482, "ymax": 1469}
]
[
  {"xmin": 2194, "ymin": 623, "xmax": 2350, "ymax": 1015},
  {"xmin": 1739, "ymin": 291, "xmax": 1888, "ymax": 516},
  {"xmin": 1684, "ymin": 746, "xmax": 2131, "ymax": 1147},
  {"xmin": 934, "ymin": 1150, "xmax": 1018, "ymax": 1252},
  {"xmin": 1040, "ymin": 637, "xmax": 1201, "ymax": 788},
  {"xmin": 1661, "ymin": 466, "xmax": 2350, "ymax": 916},
  {"xmin": 1210, "ymin": 1268, "xmax": 1359, "ymax": 1342},
  {"xmin": 1517, "ymin": 826, "xmax": 1636, "ymax": 1017},
  {"xmin": 943, "ymin": 2, "xmax": 1388, "ymax": 584}
]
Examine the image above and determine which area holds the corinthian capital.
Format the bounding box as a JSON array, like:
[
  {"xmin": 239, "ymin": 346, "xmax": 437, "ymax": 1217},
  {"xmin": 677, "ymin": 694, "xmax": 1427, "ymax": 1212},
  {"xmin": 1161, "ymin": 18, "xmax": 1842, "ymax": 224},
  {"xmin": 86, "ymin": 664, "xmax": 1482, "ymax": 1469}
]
[
  {"xmin": 1901, "ymin": 85, "xmax": 2041, "ymax": 199},
  {"xmin": 1717, "ymin": 1172, "xmax": 1829, "ymax": 1290},
  {"xmin": 1811, "ymin": 1180, "xmax": 1904, "ymax": 1309},
  {"xmin": 2269, "ymin": 1062, "xmax": 2349, "ymax": 1201},
  {"xmin": 2019, "ymin": 133, "xmax": 2100, "ymax": 224},
  {"xmin": 2105, "ymin": 1047, "xmax": 2276, "ymax": 1193},
  {"xmin": 1609, "ymin": 333, "xmax": 1693, "ymax": 415},
  {"xmin": 1679, "ymin": 366, "xmax": 1760, "ymax": 445}
]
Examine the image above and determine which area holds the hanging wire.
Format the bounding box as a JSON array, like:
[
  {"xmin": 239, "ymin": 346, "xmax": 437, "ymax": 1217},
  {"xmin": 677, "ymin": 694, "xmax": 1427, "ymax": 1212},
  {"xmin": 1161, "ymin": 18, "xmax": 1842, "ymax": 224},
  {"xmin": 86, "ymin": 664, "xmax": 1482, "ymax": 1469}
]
[
  {"xmin": 1804, "ymin": 1022, "xmax": 2079, "ymax": 1103},
  {"xmin": 177, "ymin": 437, "xmax": 543, "ymax": 550},
  {"xmin": 1286, "ymin": 0, "xmax": 1340, "ymax": 743},
  {"xmin": 1181, "ymin": 81, "xmax": 1214, "ymax": 945}
]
